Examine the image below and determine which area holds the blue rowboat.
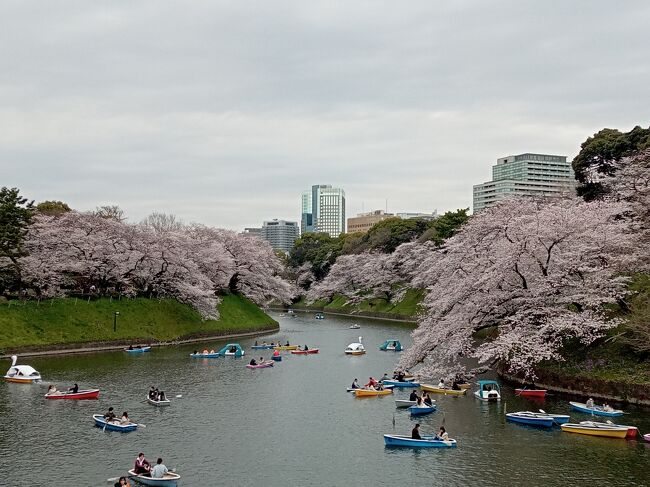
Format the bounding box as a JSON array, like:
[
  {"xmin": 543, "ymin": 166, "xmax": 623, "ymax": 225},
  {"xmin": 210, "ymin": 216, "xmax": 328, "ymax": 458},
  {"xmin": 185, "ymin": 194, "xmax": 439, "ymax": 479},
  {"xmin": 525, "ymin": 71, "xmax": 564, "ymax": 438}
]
[
  {"xmin": 125, "ymin": 347, "xmax": 150, "ymax": 354},
  {"xmin": 251, "ymin": 345, "xmax": 275, "ymax": 350},
  {"xmin": 190, "ymin": 352, "xmax": 220, "ymax": 358},
  {"xmin": 271, "ymin": 355, "xmax": 282, "ymax": 361},
  {"xmin": 506, "ymin": 412, "xmax": 554, "ymax": 428},
  {"xmin": 382, "ymin": 380, "xmax": 420, "ymax": 388},
  {"xmin": 92, "ymin": 414, "xmax": 137, "ymax": 432},
  {"xmin": 383, "ymin": 434, "xmax": 456, "ymax": 448},
  {"xmin": 408, "ymin": 405, "xmax": 436, "ymax": 416},
  {"xmin": 570, "ymin": 401, "xmax": 624, "ymax": 418}
]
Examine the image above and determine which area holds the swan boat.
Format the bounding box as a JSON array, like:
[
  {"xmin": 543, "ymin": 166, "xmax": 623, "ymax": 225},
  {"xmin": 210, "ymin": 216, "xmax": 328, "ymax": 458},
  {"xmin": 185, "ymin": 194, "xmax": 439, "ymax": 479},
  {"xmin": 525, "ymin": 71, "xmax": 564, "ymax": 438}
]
[{"xmin": 4, "ymin": 355, "xmax": 41, "ymax": 383}]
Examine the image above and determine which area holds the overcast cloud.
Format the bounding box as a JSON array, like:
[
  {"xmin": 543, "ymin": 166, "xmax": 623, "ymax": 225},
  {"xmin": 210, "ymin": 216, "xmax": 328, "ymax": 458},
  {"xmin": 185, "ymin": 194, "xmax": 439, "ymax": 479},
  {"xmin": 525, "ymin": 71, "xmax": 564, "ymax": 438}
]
[{"xmin": 1, "ymin": 0, "xmax": 649, "ymax": 229}]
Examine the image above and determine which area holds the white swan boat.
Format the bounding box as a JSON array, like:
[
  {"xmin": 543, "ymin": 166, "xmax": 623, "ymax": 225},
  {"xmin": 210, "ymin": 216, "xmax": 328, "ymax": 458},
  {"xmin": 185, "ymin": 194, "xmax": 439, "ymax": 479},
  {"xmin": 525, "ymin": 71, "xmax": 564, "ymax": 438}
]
[
  {"xmin": 345, "ymin": 337, "xmax": 366, "ymax": 355},
  {"xmin": 4, "ymin": 355, "xmax": 41, "ymax": 383}
]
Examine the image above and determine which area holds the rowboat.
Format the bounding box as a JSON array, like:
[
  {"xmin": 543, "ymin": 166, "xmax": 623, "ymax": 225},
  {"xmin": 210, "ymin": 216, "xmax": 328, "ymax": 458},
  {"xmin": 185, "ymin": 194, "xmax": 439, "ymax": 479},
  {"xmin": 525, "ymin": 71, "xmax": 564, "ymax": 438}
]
[
  {"xmin": 349, "ymin": 324, "xmax": 360, "ymax": 329},
  {"xmin": 515, "ymin": 389, "xmax": 547, "ymax": 398},
  {"xmin": 45, "ymin": 389, "xmax": 100, "ymax": 400},
  {"xmin": 273, "ymin": 345, "xmax": 299, "ymax": 351},
  {"xmin": 474, "ymin": 380, "xmax": 501, "ymax": 402},
  {"xmin": 395, "ymin": 399, "xmax": 417, "ymax": 408},
  {"xmin": 348, "ymin": 385, "xmax": 394, "ymax": 392},
  {"xmin": 354, "ymin": 388, "xmax": 393, "ymax": 397},
  {"xmin": 271, "ymin": 355, "xmax": 282, "ymax": 361},
  {"xmin": 420, "ymin": 384, "xmax": 466, "ymax": 396},
  {"xmin": 251, "ymin": 344, "xmax": 275, "ymax": 350},
  {"xmin": 569, "ymin": 401, "xmax": 624, "ymax": 417},
  {"xmin": 4, "ymin": 355, "xmax": 41, "ymax": 383},
  {"xmin": 560, "ymin": 422, "xmax": 628, "ymax": 438},
  {"xmin": 125, "ymin": 346, "xmax": 151, "ymax": 353},
  {"xmin": 92, "ymin": 414, "xmax": 138, "ymax": 432},
  {"xmin": 408, "ymin": 405, "xmax": 436, "ymax": 416},
  {"xmin": 190, "ymin": 352, "xmax": 220, "ymax": 358},
  {"xmin": 580, "ymin": 421, "xmax": 638, "ymax": 438},
  {"xmin": 506, "ymin": 412, "xmax": 554, "ymax": 428},
  {"xmin": 147, "ymin": 395, "xmax": 171, "ymax": 407},
  {"xmin": 383, "ymin": 434, "xmax": 457, "ymax": 448},
  {"xmin": 315, "ymin": 313, "xmax": 325, "ymax": 320},
  {"xmin": 382, "ymin": 380, "xmax": 420, "ymax": 388},
  {"xmin": 246, "ymin": 361, "xmax": 274, "ymax": 369},
  {"xmin": 290, "ymin": 348, "xmax": 319, "ymax": 354},
  {"xmin": 127, "ymin": 469, "xmax": 180, "ymax": 486},
  {"xmin": 644, "ymin": 433, "xmax": 650, "ymax": 442}
]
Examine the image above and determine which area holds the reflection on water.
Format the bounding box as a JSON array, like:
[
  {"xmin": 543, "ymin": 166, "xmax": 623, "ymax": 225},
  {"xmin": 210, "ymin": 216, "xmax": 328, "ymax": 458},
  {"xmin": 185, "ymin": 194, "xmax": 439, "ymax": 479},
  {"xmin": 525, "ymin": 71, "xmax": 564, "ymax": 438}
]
[{"xmin": 1, "ymin": 312, "xmax": 648, "ymax": 486}]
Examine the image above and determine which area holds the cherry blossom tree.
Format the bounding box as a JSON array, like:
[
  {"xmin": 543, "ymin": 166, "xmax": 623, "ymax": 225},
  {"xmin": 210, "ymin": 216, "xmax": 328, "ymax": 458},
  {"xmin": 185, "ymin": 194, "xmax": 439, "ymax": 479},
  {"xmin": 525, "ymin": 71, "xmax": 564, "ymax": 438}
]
[{"xmin": 401, "ymin": 195, "xmax": 637, "ymax": 379}]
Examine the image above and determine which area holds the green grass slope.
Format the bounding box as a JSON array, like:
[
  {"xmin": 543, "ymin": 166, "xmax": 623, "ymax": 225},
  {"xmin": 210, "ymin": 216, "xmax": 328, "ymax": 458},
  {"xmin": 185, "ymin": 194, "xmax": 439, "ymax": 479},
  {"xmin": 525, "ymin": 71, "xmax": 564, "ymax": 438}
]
[{"xmin": 0, "ymin": 294, "xmax": 277, "ymax": 351}]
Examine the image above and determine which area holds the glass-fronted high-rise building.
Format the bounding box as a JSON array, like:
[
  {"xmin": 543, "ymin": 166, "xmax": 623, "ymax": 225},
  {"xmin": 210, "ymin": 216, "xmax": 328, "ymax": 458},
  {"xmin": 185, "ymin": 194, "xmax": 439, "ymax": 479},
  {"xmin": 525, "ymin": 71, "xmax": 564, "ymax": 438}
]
[
  {"xmin": 473, "ymin": 153, "xmax": 575, "ymax": 212},
  {"xmin": 300, "ymin": 184, "xmax": 346, "ymax": 237},
  {"xmin": 261, "ymin": 219, "xmax": 300, "ymax": 254}
]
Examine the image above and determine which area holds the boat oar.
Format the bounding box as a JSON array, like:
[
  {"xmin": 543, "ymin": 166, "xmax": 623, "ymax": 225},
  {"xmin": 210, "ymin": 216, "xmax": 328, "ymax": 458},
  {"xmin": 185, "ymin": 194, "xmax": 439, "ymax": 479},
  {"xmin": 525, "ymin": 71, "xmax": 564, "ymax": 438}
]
[{"xmin": 175, "ymin": 394, "xmax": 182, "ymax": 398}]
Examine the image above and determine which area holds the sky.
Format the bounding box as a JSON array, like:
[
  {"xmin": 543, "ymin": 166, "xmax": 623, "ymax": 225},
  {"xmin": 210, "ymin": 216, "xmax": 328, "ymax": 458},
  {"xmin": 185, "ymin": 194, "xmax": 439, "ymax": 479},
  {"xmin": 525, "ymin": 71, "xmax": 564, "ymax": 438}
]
[{"xmin": 1, "ymin": 1, "xmax": 649, "ymax": 230}]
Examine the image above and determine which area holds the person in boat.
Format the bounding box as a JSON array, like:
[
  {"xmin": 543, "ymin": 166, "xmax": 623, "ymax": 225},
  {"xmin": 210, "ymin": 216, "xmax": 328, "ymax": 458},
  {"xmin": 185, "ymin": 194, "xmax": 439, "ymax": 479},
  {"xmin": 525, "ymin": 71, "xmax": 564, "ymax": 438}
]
[
  {"xmin": 120, "ymin": 411, "xmax": 130, "ymax": 424},
  {"xmin": 451, "ymin": 378, "xmax": 462, "ymax": 391},
  {"xmin": 134, "ymin": 453, "xmax": 151, "ymax": 475},
  {"xmin": 104, "ymin": 407, "xmax": 116, "ymax": 423},
  {"xmin": 151, "ymin": 458, "xmax": 168, "ymax": 479},
  {"xmin": 285, "ymin": 340, "xmax": 290, "ymax": 346},
  {"xmin": 411, "ymin": 423, "xmax": 422, "ymax": 439},
  {"xmin": 437, "ymin": 378, "xmax": 446, "ymax": 389},
  {"xmin": 586, "ymin": 397, "xmax": 595, "ymax": 409},
  {"xmin": 47, "ymin": 385, "xmax": 58, "ymax": 395},
  {"xmin": 158, "ymin": 391, "xmax": 166, "ymax": 401},
  {"xmin": 68, "ymin": 383, "xmax": 79, "ymax": 394},
  {"xmin": 365, "ymin": 377, "xmax": 378, "ymax": 389},
  {"xmin": 435, "ymin": 426, "xmax": 449, "ymax": 441},
  {"xmin": 396, "ymin": 370, "xmax": 406, "ymax": 382},
  {"xmin": 423, "ymin": 393, "xmax": 433, "ymax": 407},
  {"xmin": 254, "ymin": 340, "xmax": 258, "ymax": 346},
  {"xmin": 409, "ymin": 390, "xmax": 418, "ymax": 402},
  {"xmin": 249, "ymin": 358, "xmax": 257, "ymax": 366},
  {"xmin": 380, "ymin": 373, "xmax": 390, "ymax": 382},
  {"xmin": 416, "ymin": 395, "xmax": 423, "ymax": 406},
  {"xmin": 128, "ymin": 345, "xmax": 134, "ymax": 350},
  {"xmin": 273, "ymin": 349, "xmax": 280, "ymax": 357},
  {"xmin": 115, "ymin": 476, "xmax": 131, "ymax": 486},
  {"xmin": 603, "ymin": 403, "xmax": 614, "ymax": 412},
  {"xmin": 303, "ymin": 344, "xmax": 309, "ymax": 351},
  {"xmin": 351, "ymin": 378, "xmax": 360, "ymax": 389},
  {"xmin": 149, "ymin": 386, "xmax": 156, "ymax": 400}
]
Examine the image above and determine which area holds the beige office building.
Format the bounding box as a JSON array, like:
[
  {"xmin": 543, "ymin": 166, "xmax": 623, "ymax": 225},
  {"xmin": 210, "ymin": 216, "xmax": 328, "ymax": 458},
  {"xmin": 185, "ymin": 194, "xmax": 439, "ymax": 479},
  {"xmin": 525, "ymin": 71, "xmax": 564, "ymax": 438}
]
[{"xmin": 347, "ymin": 210, "xmax": 394, "ymax": 233}]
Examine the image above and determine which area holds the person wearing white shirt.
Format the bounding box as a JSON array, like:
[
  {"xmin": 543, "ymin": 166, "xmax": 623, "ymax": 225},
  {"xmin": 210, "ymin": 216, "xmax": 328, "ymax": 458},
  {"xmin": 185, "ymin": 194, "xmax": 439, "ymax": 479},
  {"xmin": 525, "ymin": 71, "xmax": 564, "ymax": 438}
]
[{"xmin": 151, "ymin": 458, "xmax": 168, "ymax": 479}]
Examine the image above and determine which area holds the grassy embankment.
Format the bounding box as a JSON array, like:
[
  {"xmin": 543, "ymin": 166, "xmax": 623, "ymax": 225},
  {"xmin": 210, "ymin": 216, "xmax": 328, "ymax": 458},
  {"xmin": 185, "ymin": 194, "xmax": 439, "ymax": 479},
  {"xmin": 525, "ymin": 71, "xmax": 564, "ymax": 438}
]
[
  {"xmin": 538, "ymin": 275, "xmax": 650, "ymax": 389},
  {"xmin": 292, "ymin": 288, "xmax": 425, "ymax": 320},
  {"xmin": 0, "ymin": 294, "xmax": 277, "ymax": 352}
]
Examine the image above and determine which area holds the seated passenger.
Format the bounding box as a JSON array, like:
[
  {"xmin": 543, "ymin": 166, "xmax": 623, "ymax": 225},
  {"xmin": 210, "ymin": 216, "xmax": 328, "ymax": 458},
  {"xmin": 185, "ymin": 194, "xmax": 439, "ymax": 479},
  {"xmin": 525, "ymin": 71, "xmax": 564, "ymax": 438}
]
[
  {"xmin": 151, "ymin": 458, "xmax": 168, "ymax": 479},
  {"xmin": 134, "ymin": 453, "xmax": 151, "ymax": 475},
  {"xmin": 411, "ymin": 423, "xmax": 422, "ymax": 439},
  {"xmin": 104, "ymin": 407, "xmax": 116, "ymax": 422},
  {"xmin": 273, "ymin": 350, "xmax": 280, "ymax": 357},
  {"xmin": 351, "ymin": 378, "xmax": 360, "ymax": 389},
  {"xmin": 249, "ymin": 358, "xmax": 257, "ymax": 366},
  {"xmin": 69, "ymin": 383, "xmax": 79, "ymax": 394},
  {"xmin": 47, "ymin": 385, "xmax": 58, "ymax": 395},
  {"xmin": 423, "ymin": 393, "xmax": 433, "ymax": 406},
  {"xmin": 304, "ymin": 345, "xmax": 309, "ymax": 351},
  {"xmin": 586, "ymin": 398, "xmax": 595, "ymax": 409},
  {"xmin": 437, "ymin": 378, "xmax": 446, "ymax": 389},
  {"xmin": 409, "ymin": 390, "xmax": 418, "ymax": 402},
  {"xmin": 120, "ymin": 411, "xmax": 130, "ymax": 424},
  {"xmin": 435, "ymin": 426, "xmax": 449, "ymax": 441}
]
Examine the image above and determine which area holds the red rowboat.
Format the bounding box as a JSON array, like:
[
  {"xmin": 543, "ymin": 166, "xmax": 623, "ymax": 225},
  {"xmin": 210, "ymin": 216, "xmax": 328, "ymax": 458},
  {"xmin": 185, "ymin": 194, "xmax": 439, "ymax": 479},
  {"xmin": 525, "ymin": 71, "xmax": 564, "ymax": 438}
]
[
  {"xmin": 44, "ymin": 389, "xmax": 100, "ymax": 400},
  {"xmin": 290, "ymin": 349, "xmax": 319, "ymax": 355},
  {"xmin": 515, "ymin": 389, "xmax": 547, "ymax": 398}
]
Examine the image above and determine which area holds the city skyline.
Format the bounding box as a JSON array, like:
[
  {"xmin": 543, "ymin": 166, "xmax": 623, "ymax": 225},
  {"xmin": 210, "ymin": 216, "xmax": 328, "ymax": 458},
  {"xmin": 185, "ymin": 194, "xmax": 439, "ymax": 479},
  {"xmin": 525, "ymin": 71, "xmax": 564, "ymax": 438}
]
[{"xmin": 2, "ymin": 2, "xmax": 649, "ymax": 230}]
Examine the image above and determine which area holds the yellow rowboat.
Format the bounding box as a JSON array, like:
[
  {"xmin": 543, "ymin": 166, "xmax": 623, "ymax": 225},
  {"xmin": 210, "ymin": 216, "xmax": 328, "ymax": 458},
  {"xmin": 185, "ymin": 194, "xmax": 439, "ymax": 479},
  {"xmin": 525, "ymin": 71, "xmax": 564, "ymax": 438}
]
[
  {"xmin": 420, "ymin": 384, "xmax": 467, "ymax": 396},
  {"xmin": 560, "ymin": 423, "xmax": 628, "ymax": 439},
  {"xmin": 273, "ymin": 345, "xmax": 299, "ymax": 351},
  {"xmin": 354, "ymin": 388, "xmax": 393, "ymax": 397}
]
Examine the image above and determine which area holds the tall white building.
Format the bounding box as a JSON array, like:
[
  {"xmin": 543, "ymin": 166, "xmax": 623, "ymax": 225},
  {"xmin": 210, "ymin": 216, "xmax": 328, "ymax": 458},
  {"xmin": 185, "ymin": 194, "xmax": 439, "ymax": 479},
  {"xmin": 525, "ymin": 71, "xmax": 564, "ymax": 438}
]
[
  {"xmin": 261, "ymin": 219, "xmax": 300, "ymax": 253},
  {"xmin": 473, "ymin": 153, "xmax": 576, "ymax": 212},
  {"xmin": 300, "ymin": 184, "xmax": 346, "ymax": 237}
]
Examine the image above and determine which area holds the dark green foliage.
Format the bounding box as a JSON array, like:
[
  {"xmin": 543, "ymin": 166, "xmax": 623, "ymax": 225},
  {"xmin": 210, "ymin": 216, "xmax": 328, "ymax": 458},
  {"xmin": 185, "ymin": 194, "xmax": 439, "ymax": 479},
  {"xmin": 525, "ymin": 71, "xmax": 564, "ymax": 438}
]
[
  {"xmin": 418, "ymin": 209, "xmax": 469, "ymax": 246},
  {"xmin": 573, "ymin": 126, "xmax": 650, "ymax": 200},
  {"xmin": 0, "ymin": 187, "xmax": 35, "ymax": 294},
  {"xmin": 36, "ymin": 200, "xmax": 71, "ymax": 216},
  {"xmin": 289, "ymin": 233, "xmax": 345, "ymax": 280}
]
